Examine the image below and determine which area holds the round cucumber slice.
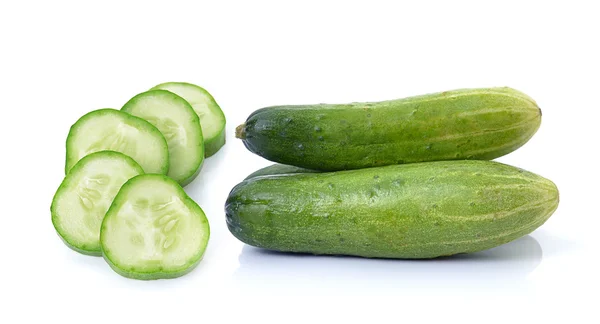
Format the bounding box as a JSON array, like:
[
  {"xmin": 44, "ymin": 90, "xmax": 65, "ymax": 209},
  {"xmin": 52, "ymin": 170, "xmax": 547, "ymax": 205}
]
[
  {"xmin": 122, "ymin": 90, "xmax": 204, "ymax": 186},
  {"xmin": 51, "ymin": 151, "xmax": 144, "ymax": 255},
  {"xmin": 151, "ymin": 82, "xmax": 226, "ymax": 157},
  {"xmin": 100, "ymin": 174, "xmax": 210, "ymax": 280},
  {"xmin": 65, "ymin": 109, "xmax": 169, "ymax": 175}
]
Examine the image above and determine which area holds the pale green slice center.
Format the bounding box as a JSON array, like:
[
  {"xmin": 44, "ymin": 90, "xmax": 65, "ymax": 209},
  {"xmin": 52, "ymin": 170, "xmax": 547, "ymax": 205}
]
[
  {"xmin": 59, "ymin": 170, "xmax": 132, "ymax": 248},
  {"xmin": 145, "ymin": 116, "xmax": 187, "ymax": 151},
  {"xmin": 104, "ymin": 193, "xmax": 205, "ymax": 270},
  {"xmin": 72, "ymin": 173, "xmax": 113, "ymax": 245},
  {"xmin": 123, "ymin": 197, "xmax": 183, "ymax": 262},
  {"xmin": 85, "ymin": 123, "xmax": 140, "ymax": 158}
]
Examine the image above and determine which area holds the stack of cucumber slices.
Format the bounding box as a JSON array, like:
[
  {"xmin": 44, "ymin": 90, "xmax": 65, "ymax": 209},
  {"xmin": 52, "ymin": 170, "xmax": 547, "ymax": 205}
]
[{"xmin": 52, "ymin": 82, "xmax": 225, "ymax": 280}]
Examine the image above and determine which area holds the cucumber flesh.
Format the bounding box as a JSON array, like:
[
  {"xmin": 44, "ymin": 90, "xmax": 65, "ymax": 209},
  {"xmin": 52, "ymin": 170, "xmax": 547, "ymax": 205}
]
[
  {"xmin": 122, "ymin": 90, "xmax": 204, "ymax": 186},
  {"xmin": 245, "ymin": 163, "xmax": 319, "ymax": 180},
  {"xmin": 100, "ymin": 174, "xmax": 210, "ymax": 280},
  {"xmin": 51, "ymin": 151, "xmax": 144, "ymax": 255},
  {"xmin": 65, "ymin": 109, "xmax": 169, "ymax": 175},
  {"xmin": 151, "ymin": 82, "xmax": 226, "ymax": 157}
]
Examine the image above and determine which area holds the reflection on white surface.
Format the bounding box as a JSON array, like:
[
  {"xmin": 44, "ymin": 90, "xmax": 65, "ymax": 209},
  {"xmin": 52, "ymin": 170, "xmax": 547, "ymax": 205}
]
[{"xmin": 234, "ymin": 235, "xmax": 542, "ymax": 296}]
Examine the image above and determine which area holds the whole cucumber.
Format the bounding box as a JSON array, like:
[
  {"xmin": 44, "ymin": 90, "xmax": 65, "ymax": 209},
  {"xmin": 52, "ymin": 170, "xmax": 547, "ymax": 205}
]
[
  {"xmin": 236, "ymin": 87, "xmax": 541, "ymax": 171},
  {"xmin": 225, "ymin": 160, "xmax": 559, "ymax": 259}
]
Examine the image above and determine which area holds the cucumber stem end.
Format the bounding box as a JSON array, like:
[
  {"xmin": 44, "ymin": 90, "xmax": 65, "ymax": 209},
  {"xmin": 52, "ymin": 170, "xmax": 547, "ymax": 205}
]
[{"xmin": 235, "ymin": 124, "xmax": 246, "ymax": 139}]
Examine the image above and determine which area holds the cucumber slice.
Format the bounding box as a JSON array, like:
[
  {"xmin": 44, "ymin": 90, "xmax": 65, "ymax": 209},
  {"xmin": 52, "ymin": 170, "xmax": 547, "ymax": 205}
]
[
  {"xmin": 100, "ymin": 174, "xmax": 210, "ymax": 280},
  {"xmin": 151, "ymin": 82, "xmax": 226, "ymax": 157},
  {"xmin": 122, "ymin": 90, "xmax": 204, "ymax": 186},
  {"xmin": 51, "ymin": 151, "xmax": 144, "ymax": 255},
  {"xmin": 65, "ymin": 109, "xmax": 169, "ymax": 175}
]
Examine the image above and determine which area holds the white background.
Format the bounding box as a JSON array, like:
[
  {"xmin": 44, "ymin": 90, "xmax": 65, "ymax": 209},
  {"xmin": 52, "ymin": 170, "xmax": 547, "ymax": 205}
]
[{"xmin": 1, "ymin": 0, "xmax": 598, "ymax": 323}]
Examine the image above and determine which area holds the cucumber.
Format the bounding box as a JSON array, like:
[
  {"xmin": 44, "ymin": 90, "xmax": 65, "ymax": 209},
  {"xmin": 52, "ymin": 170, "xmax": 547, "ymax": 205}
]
[
  {"xmin": 101, "ymin": 174, "xmax": 210, "ymax": 280},
  {"xmin": 51, "ymin": 151, "xmax": 144, "ymax": 255},
  {"xmin": 122, "ymin": 90, "xmax": 204, "ymax": 186},
  {"xmin": 225, "ymin": 160, "xmax": 559, "ymax": 259},
  {"xmin": 236, "ymin": 87, "xmax": 542, "ymax": 171},
  {"xmin": 244, "ymin": 163, "xmax": 319, "ymax": 180},
  {"xmin": 65, "ymin": 109, "xmax": 169, "ymax": 175},
  {"xmin": 151, "ymin": 82, "xmax": 226, "ymax": 157}
]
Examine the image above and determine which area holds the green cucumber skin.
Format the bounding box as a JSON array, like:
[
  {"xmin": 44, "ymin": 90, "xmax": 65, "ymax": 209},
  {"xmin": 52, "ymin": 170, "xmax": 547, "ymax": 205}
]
[
  {"xmin": 102, "ymin": 251, "xmax": 205, "ymax": 280},
  {"xmin": 179, "ymin": 159, "xmax": 204, "ymax": 187},
  {"xmin": 244, "ymin": 163, "xmax": 319, "ymax": 180},
  {"xmin": 204, "ymin": 126, "xmax": 226, "ymax": 158},
  {"xmin": 51, "ymin": 151, "xmax": 145, "ymax": 256},
  {"xmin": 225, "ymin": 160, "xmax": 559, "ymax": 259},
  {"xmin": 56, "ymin": 235, "xmax": 103, "ymax": 256},
  {"xmin": 100, "ymin": 174, "xmax": 210, "ymax": 280},
  {"xmin": 237, "ymin": 87, "xmax": 542, "ymax": 171}
]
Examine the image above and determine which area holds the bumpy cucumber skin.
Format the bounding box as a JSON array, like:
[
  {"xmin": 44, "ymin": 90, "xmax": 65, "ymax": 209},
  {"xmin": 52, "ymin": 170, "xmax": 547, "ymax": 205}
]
[
  {"xmin": 225, "ymin": 160, "xmax": 559, "ymax": 259},
  {"xmin": 151, "ymin": 82, "xmax": 226, "ymax": 157},
  {"xmin": 65, "ymin": 108, "xmax": 169, "ymax": 175},
  {"xmin": 122, "ymin": 90, "xmax": 204, "ymax": 186},
  {"xmin": 100, "ymin": 174, "xmax": 210, "ymax": 280},
  {"xmin": 51, "ymin": 151, "xmax": 145, "ymax": 256},
  {"xmin": 237, "ymin": 87, "xmax": 542, "ymax": 171},
  {"xmin": 244, "ymin": 163, "xmax": 319, "ymax": 180}
]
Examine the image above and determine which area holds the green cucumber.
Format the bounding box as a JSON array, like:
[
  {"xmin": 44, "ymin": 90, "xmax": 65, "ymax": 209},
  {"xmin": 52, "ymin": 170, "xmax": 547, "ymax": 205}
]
[
  {"xmin": 244, "ymin": 163, "xmax": 319, "ymax": 180},
  {"xmin": 151, "ymin": 82, "xmax": 226, "ymax": 157},
  {"xmin": 51, "ymin": 151, "xmax": 144, "ymax": 255},
  {"xmin": 122, "ymin": 90, "xmax": 204, "ymax": 186},
  {"xmin": 65, "ymin": 109, "xmax": 169, "ymax": 175},
  {"xmin": 236, "ymin": 87, "xmax": 542, "ymax": 171},
  {"xmin": 101, "ymin": 174, "xmax": 210, "ymax": 280},
  {"xmin": 225, "ymin": 160, "xmax": 559, "ymax": 259}
]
